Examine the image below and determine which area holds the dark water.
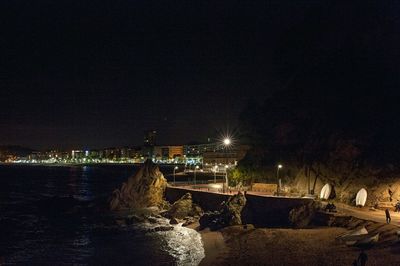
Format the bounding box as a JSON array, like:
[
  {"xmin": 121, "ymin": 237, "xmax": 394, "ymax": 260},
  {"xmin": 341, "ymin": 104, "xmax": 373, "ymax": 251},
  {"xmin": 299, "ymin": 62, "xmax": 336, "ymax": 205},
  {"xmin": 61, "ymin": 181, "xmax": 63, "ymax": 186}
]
[{"xmin": 0, "ymin": 165, "xmax": 204, "ymax": 265}]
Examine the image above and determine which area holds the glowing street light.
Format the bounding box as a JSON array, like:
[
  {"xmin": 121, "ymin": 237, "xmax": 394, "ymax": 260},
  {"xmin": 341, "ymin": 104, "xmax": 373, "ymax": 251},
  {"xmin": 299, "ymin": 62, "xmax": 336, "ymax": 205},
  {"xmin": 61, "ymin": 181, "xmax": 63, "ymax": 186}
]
[
  {"xmin": 223, "ymin": 138, "xmax": 231, "ymax": 146},
  {"xmin": 194, "ymin": 165, "xmax": 200, "ymax": 186},
  {"xmin": 214, "ymin": 165, "xmax": 218, "ymax": 183},
  {"xmin": 224, "ymin": 164, "xmax": 229, "ymax": 193},
  {"xmin": 277, "ymin": 164, "xmax": 283, "ymax": 196},
  {"xmin": 173, "ymin": 166, "xmax": 178, "ymax": 186}
]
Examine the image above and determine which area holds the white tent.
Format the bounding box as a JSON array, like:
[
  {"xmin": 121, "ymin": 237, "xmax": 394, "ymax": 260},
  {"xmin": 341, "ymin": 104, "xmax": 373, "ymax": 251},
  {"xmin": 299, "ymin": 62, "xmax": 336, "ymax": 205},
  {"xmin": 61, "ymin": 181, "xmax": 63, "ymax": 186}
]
[
  {"xmin": 356, "ymin": 188, "xmax": 368, "ymax": 207},
  {"xmin": 320, "ymin": 183, "xmax": 332, "ymax": 200}
]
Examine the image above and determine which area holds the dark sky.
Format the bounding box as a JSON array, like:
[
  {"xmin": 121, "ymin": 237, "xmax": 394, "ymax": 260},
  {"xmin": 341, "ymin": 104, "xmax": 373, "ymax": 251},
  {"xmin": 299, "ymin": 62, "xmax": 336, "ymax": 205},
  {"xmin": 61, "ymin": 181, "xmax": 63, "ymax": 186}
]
[{"xmin": 1, "ymin": 1, "xmax": 400, "ymax": 149}]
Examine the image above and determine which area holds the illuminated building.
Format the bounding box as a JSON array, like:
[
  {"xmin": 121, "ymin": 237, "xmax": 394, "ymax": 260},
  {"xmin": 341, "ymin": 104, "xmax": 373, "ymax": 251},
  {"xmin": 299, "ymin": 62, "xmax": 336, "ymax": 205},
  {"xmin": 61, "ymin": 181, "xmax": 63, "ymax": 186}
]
[
  {"xmin": 153, "ymin": 145, "xmax": 184, "ymax": 162},
  {"xmin": 144, "ymin": 130, "xmax": 157, "ymax": 147}
]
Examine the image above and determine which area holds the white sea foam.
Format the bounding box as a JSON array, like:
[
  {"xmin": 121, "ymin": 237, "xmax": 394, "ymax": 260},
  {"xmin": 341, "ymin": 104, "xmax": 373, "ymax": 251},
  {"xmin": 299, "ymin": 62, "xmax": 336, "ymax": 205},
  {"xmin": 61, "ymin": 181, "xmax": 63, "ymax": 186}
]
[{"xmin": 137, "ymin": 217, "xmax": 205, "ymax": 266}]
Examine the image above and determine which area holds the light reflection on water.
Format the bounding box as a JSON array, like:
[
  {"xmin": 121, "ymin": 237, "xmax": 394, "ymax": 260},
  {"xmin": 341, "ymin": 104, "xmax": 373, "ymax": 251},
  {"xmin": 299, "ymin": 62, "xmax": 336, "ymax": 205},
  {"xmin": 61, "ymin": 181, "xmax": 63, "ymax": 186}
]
[{"xmin": 0, "ymin": 165, "xmax": 202, "ymax": 265}]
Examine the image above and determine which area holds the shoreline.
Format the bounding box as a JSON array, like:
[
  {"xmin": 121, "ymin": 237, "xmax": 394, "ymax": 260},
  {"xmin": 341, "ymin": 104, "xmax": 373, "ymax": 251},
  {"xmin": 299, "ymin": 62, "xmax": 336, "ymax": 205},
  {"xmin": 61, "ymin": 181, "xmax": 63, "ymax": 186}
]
[
  {"xmin": 186, "ymin": 223, "xmax": 228, "ymax": 266},
  {"xmin": 198, "ymin": 228, "xmax": 227, "ymax": 266}
]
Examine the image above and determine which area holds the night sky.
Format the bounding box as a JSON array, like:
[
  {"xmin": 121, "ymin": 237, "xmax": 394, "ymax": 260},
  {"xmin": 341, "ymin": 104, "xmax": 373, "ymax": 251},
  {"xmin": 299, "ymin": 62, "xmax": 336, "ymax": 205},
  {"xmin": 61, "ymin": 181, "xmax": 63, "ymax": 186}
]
[{"xmin": 2, "ymin": 1, "xmax": 400, "ymax": 149}]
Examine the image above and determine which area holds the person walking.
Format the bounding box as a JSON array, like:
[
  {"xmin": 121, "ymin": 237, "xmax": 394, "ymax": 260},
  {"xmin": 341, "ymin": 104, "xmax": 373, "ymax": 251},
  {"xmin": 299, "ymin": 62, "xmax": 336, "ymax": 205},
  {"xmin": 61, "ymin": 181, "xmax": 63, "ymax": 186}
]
[{"xmin": 385, "ymin": 208, "xmax": 391, "ymax": 224}]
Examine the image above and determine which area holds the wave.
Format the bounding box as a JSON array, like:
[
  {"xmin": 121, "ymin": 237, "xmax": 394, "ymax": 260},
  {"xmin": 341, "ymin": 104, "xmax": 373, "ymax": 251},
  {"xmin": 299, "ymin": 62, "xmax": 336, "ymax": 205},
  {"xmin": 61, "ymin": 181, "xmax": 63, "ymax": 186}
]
[{"xmin": 137, "ymin": 216, "xmax": 205, "ymax": 266}]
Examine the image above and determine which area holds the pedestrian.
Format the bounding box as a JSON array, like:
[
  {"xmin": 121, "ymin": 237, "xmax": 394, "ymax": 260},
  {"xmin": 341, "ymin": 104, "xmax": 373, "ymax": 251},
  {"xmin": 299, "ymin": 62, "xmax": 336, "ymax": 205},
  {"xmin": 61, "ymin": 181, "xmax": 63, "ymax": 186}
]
[{"xmin": 385, "ymin": 208, "xmax": 391, "ymax": 224}]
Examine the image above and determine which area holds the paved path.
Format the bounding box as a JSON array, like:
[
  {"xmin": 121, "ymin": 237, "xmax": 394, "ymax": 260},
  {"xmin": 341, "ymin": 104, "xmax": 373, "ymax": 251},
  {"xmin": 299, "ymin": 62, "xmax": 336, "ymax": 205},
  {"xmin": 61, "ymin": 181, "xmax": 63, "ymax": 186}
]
[
  {"xmin": 172, "ymin": 184, "xmax": 400, "ymax": 227},
  {"xmin": 335, "ymin": 203, "xmax": 400, "ymax": 227}
]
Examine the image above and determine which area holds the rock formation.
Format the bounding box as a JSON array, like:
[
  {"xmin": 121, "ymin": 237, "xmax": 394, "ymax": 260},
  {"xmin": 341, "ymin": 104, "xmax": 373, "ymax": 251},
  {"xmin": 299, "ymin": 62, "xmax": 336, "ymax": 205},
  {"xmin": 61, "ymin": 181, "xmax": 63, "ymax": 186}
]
[
  {"xmin": 288, "ymin": 201, "xmax": 320, "ymax": 228},
  {"xmin": 109, "ymin": 159, "xmax": 168, "ymax": 210},
  {"xmin": 163, "ymin": 193, "xmax": 203, "ymax": 219},
  {"xmin": 199, "ymin": 192, "xmax": 247, "ymax": 230}
]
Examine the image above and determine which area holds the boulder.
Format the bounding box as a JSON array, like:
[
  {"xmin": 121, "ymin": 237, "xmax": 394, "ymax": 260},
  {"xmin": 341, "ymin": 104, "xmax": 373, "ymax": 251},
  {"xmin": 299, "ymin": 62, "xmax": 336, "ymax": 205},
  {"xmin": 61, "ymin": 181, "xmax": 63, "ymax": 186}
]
[
  {"xmin": 125, "ymin": 214, "xmax": 146, "ymax": 225},
  {"xmin": 109, "ymin": 159, "xmax": 168, "ymax": 210},
  {"xmin": 163, "ymin": 193, "xmax": 203, "ymax": 219},
  {"xmin": 169, "ymin": 217, "xmax": 180, "ymax": 225},
  {"xmin": 182, "ymin": 216, "xmax": 197, "ymax": 226},
  {"xmin": 289, "ymin": 201, "xmax": 320, "ymax": 228},
  {"xmin": 199, "ymin": 192, "xmax": 247, "ymax": 230},
  {"xmin": 148, "ymin": 226, "xmax": 174, "ymax": 232}
]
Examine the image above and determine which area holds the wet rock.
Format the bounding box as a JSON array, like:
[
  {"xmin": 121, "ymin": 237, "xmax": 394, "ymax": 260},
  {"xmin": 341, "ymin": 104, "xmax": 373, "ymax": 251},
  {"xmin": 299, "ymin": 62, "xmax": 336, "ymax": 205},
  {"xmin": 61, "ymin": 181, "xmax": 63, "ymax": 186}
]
[
  {"xmin": 163, "ymin": 193, "xmax": 203, "ymax": 219},
  {"xmin": 169, "ymin": 217, "xmax": 180, "ymax": 225},
  {"xmin": 148, "ymin": 217, "xmax": 158, "ymax": 224},
  {"xmin": 182, "ymin": 216, "xmax": 196, "ymax": 226},
  {"xmin": 289, "ymin": 201, "xmax": 320, "ymax": 228},
  {"xmin": 199, "ymin": 192, "xmax": 247, "ymax": 230},
  {"xmin": 243, "ymin": 224, "xmax": 254, "ymax": 230},
  {"xmin": 109, "ymin": 159, "xmax": 168, "ymax": 210},
  {"xmin": 149, "ymin": 226, "xmax": 174, "ymax": 232},
  {"xmin": 125, "ymin": 214, "xmax": 146, "ymax": 225}
]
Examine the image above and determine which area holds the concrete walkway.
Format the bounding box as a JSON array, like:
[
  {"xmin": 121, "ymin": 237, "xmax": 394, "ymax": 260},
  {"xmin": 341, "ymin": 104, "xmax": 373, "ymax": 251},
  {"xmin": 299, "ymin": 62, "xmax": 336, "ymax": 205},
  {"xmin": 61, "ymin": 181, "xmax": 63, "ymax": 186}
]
[
  {"xmin": 172, "ymin": 183, "xmax": 400, "ymax": 227},
  {"xmin": 335, "ymin": 202, "xmax": 400, "ymax": 227}
]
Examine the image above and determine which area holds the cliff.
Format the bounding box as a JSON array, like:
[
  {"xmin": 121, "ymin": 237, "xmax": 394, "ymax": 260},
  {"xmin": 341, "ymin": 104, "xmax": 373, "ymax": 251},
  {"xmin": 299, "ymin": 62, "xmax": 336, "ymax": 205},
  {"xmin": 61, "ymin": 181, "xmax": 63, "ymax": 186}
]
[{"xmin": 237, "ymin": 88, "xmax": 400, "ymax": 207}]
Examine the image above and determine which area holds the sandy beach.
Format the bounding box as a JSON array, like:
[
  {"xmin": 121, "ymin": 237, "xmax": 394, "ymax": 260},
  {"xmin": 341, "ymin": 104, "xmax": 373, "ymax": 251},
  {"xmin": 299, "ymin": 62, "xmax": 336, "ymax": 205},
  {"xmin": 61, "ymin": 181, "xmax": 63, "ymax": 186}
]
[
  {"xmin": 199, "ymin": 222, "xmax": 400, "ymax": 266},
  {"xmin": 199, "ymin": 228, "xmax": 229, "ymax": 266}
]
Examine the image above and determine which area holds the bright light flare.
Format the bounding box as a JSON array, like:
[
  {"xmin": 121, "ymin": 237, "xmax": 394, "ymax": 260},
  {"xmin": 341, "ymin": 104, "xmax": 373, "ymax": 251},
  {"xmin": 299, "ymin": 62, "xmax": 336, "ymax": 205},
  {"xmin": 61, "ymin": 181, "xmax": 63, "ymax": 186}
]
[{"xmin": 223, "ymin": 138, "xmax": 231, "ymax": 146}]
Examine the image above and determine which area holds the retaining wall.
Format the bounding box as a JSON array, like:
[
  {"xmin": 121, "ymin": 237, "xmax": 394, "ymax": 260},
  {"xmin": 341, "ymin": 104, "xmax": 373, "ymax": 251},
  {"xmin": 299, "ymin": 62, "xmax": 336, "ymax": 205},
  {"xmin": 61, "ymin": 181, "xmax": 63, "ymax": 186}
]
[{"xmin": 165, "ymin": 186, "xmax": 314, "ymax": 227}]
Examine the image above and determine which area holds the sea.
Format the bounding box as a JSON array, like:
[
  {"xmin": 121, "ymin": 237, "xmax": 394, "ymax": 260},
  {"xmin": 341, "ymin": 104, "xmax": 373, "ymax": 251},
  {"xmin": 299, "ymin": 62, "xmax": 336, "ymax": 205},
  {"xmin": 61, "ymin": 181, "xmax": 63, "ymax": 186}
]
[{"xmin": 0, "ymin": 164, "xmax": 205, "ymax": 265}]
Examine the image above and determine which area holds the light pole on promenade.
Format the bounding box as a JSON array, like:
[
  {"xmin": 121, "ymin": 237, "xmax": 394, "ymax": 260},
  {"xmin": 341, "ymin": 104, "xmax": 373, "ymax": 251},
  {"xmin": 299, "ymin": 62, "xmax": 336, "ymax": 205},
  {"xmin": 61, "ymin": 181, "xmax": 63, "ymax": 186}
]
[
  {"xmin": 277, "ymin": 164, "xmax": 282, "ymax": 196},
  {"xmin": 194, "ymin": 165, "xmax": 199, "ymax": 186},
  {"xmin": 214, "ymin": 165, "xmax": 218, "ymax": 183},
  {"xmin": 225, "ymin": 164, "xmax": 229, "ymax": 193},
  {"xmin": 222, "ymin": 137, "xmax": 232, "ymax": 193}
]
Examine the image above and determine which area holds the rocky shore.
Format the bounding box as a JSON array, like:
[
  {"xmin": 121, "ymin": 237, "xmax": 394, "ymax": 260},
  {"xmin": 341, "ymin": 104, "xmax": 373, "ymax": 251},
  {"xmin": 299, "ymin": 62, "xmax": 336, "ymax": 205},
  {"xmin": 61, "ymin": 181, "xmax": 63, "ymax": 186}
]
[{"xmin": 108, "ymin": 160, "xmax": 400, "ymax": 265}]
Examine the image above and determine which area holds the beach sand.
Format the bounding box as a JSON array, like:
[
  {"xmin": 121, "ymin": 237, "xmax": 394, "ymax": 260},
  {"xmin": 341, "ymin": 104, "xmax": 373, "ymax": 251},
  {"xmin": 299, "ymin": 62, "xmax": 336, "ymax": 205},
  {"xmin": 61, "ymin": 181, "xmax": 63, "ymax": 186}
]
[
  {"xmin": 199, "ymin": 228, "xmax": 229, "ymax": 266},
  {"xmin": 198, "ymin": 223, "xmax": 400, "ymax": 266}
]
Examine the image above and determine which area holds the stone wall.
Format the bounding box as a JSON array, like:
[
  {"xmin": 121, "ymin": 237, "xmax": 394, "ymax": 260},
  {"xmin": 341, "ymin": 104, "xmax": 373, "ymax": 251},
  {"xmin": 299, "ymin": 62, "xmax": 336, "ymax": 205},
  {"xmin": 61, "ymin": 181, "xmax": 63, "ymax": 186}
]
[{"xmin": 165, "ymin": 186, "xmax": 313, "ymax": 227}]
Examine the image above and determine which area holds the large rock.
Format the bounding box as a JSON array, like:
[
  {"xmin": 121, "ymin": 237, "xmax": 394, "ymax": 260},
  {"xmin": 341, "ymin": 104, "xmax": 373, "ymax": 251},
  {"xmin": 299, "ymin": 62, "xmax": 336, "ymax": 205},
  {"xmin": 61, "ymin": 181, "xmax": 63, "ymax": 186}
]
[
  {"xmin": 163, "ymin": 193, "xmax": 203, "ymax": 219},
  {"xmin": 199, "ymin": 192, "xmax": 247, "ymax": 230},
  {"xmin": 288, "ymin": 201, "xmax": 320, "ymax": 228},
  {"xmin": 109, "ymin": 159, "xmax": 167, "ymax": 210}
]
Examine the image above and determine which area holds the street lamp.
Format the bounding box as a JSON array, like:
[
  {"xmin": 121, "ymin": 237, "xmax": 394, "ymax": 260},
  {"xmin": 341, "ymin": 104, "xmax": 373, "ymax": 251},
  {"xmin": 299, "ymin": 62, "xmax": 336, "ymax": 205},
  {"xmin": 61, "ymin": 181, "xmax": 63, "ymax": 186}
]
[
  {"xmin": 223, "ymin": 138, "xmax": 231, "ymax": 146},
  {"xmin": 173, "ymin": 166, "xmax": 178, "ymax": 186},
  {"xmin": 224, "ymin": 165, "xmax": 229, "ymax": 193},
  {"xmin": 277, "ymin": 164, "xmax": 283, "ymax": 196},
  {"xmin": 194, "ymin": 165, "xmax": 199, "ymax": 186},
  {"xmin": 214, "ymin": 165, "xmax": 218, "ymax": 183}
]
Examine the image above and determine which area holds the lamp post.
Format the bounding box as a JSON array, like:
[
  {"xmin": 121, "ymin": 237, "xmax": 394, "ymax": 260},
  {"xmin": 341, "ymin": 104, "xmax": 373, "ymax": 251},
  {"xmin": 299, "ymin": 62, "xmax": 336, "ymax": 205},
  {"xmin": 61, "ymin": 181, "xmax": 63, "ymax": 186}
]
[
  {"xmin": 225, "ymin": 165, "xmax": 229, "ymax": 194},
  {"xmin": 173, "ymin": 166, "xmax": 178, "ymax": 186},
  {"xmin": 277, "ymin": 164, "xmax": 282, "ymax": 196},
  {"xmin": 194, "ymin": 165, "xmax": 199, "ymax": 186},
  {"xmin": 222, "ymin": 137, "xmax": 232, "ymax": 193},
  {"xmin": 214, "ymin": 165, "xmax": 218, "ymax": 183}
]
